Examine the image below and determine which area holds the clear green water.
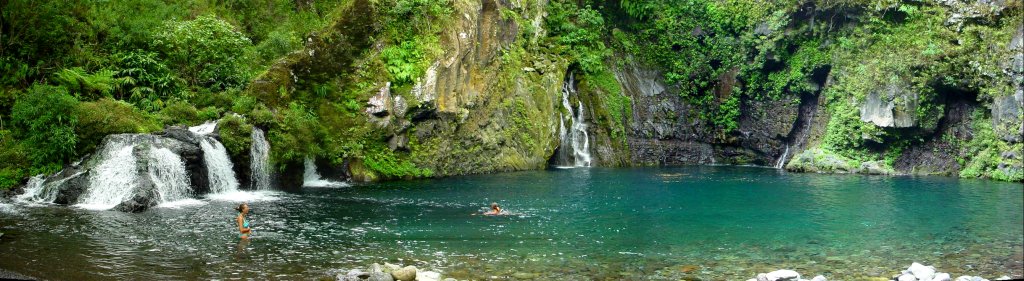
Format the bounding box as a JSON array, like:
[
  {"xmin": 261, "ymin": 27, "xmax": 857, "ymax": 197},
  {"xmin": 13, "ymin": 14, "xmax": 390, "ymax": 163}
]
[{"xmin": 1, "ymin": 166, "xmax": 1022, "ymax": 280}]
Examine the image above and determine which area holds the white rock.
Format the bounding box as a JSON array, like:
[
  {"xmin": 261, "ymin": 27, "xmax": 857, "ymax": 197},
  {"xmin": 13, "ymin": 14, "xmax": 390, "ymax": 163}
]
[
  {"xmin": 757, "ymin": 273, "xmax": 770, "ymax": 281},
  {"xmin": 995, "ymin": 276, "xmax": 1012, "ymax": 281},
  {"xmin": 747, "ymin": 279, "xmax": 758, "ymax": 281},
  {"xmin": 811, "ymin": 275, "xmax": 827, "ymax": 281},
  {"xmin": 898, "ymin": 273, "xmax": 917, "ymax": 281},
  {"xmin": 765, "ymin": 269, "xmax": 801, "ymax": 281},
  {"xmin": 416, "ymin": 270, "xmax": 441, "ymax": 281},
  {"xmin": 908, "ymin": 262, "xmax": 936, "ymax": 281},
  {"xmin": 933, "ymin": 273, "xmax": 952, "ymax": 281},
  {"xmin": 390, "ymin": 266, "xmax": 417, "ymax": 281}
]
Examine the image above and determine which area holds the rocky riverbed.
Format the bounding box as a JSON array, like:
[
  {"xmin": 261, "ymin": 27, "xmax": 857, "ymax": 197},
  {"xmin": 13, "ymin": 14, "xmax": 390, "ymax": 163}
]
[{"xmin": 326, "ymin": 262, "xmax": 1019, "ymax": 281}]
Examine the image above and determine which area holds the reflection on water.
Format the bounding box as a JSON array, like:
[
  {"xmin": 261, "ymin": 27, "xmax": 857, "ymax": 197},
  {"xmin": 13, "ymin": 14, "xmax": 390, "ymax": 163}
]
[{"xmin": 0, "ymin": 166, "xmax": 1021, "ymax": 280}]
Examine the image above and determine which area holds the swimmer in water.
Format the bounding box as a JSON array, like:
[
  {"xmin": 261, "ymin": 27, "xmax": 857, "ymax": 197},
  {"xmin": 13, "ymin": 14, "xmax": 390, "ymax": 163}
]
[
  {"xmin": 485, "ymin": 202, "xmax": 502, "ymax": 215},
  {"xmin": 472, "ymin": 202, "xmax": 509, "ymax": 216},
  {"xmin": 235, "ymin": 203, "xmax": 251, "ymax": 239}
]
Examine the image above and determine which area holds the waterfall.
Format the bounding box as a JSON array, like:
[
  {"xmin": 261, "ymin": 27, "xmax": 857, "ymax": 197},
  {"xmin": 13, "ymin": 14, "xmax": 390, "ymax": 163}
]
[
  {"xmin": 16, "ymin": 175, "xmax": 53, "ymax": 203},
  {"xmin": 148, "ymin": 147, "xmax": 192, "ymax": 202},
  {"xmin": 200, "ymin": 138, "xmax": 240, "ymax": 194},
  {"xmin": 775, "ymin": 146, "xmax": 790, "ymax": 169},
  {"xmin": 571, "ymin": 101, "xmax": 592, "ymax": 167},
  {"xmin": 303, "ymin": 157, "xmax": 348, "ymax": 187},
  {"xmin": 189, "ymin": 121, "xmax": 217, "ymax": 135},
  {"xmin": 556, "ymin": 73, "xmax": 592, "ymax": 168},
  {"xmin": 250, "ymin": 127, "xmax": 272, "ymax": 190},
  {"xmin": 77, "ymin": 142, "xmax": 139, "ymax": 210}
]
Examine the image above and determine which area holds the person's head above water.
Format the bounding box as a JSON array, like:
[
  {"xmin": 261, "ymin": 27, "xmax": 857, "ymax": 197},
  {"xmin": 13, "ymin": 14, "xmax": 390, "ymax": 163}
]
[
  {"xmin": 235, "ymin": 203, "xmax": 249, "ymax": 214},
  {"xmin": 490, "ymin": 202, "xmax": 500, "ymax": 211}
]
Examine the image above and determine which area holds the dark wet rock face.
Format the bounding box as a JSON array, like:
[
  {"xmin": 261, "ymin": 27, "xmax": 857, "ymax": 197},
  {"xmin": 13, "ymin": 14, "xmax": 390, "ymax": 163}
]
[
  {"xmin": 615, "ymin": 59, "xmax": 805, "ymax": 166},
  {"xmin": 114, "ymin": 146, "xmax": 160, "ymax": 213},
  {"xmin": 53, "ymin": 170, "xmax": 90, "ymax": 205},
  {"xmin": 894, "ymin": 101, "xmax": 977, "ymax": 175}
]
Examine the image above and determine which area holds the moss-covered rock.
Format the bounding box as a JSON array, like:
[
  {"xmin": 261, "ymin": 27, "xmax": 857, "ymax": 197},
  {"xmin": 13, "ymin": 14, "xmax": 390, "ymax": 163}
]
[{"xmin": 786, "ymin": 148, "xmax": 856, "ymax": 174}]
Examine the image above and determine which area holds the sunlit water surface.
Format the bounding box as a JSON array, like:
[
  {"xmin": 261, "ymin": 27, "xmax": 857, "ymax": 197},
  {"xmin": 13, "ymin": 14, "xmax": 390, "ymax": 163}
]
[{"xmin": 1, "ymin": 166, "xmax": 1021, "ymax": 280}]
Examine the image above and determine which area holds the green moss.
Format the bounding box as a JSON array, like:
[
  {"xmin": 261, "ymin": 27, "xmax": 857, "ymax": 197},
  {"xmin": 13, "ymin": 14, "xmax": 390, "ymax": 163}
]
[
  {"xmin": 363, "ymin": 145, "xmax": 432, "ymax": 179},
  {"xmin": 76, "ymin": 98, "xmax": 161, "ymax": 153},
  {"xmin": 158, "ymin": 100, "xmax": 202, "ymax": 126},
  {"xmin": 217, "ymin": 115, "xmax": 253, "ymax": 158},
  {"xmin": 580, "ymin": 69, "xmax": 631, "ymax": 142}
]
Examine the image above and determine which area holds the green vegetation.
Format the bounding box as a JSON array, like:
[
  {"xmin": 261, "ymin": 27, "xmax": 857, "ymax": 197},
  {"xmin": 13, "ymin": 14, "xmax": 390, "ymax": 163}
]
[
  {"xmin": 960, "ymin": 109, "xmax": 1024, "ymax": 182},
  {"xmin": 1, "ymin": 0, "xmax": 1019, "ymax": 188},
  {"xmin": 75, "ymin": 98, "xmax": 161, "ymax": 153},
  {"xmin": 217, "ymin": 115, "xmax": 254, "ymax": 158},
  {"xmin": 10, "ymin": 85, "xmax": 80, "ymax": 174},
  {"xmin": 0, "ymin": 0, "xmax": 345, "ymax": 188}
]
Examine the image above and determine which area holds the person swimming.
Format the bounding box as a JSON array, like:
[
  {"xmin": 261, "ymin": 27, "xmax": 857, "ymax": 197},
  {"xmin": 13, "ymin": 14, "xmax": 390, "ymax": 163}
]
[
  {"xmin": 235, "ymin": 203, "xmax": 252, "ymax": 239},
  {"xmin": 485, "ymin": 202, "xmax": 502, "ymax": 215}
]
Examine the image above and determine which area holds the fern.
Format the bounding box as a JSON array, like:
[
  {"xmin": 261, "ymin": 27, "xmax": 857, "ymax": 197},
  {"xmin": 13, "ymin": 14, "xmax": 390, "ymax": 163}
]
[{"xmin": 52, "ymin": 67, "xmax": 129, "ymax": 100}]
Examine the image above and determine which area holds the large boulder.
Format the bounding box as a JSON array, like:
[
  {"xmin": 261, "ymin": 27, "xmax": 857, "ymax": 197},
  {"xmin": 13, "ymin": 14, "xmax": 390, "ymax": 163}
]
[
  {"xmin": 53, "ymin": 170, "xmax": 90, "ymax": 205},
  {"xmin": 860, "ymin": 81, "xmax": 918, "ymax": 128},
  {"xmin": 786, "ymin": 148, "xmax": 854, "ymax": 173},
  {"xmin": 390, "ymin": 266, "xmax": 417, "ymax": 281}
]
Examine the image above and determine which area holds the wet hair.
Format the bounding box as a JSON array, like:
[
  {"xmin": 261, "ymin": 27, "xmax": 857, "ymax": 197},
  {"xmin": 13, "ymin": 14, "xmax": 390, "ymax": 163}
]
[
  {"xmin": 491, "ymin": 202, "xmax": 499, "ymax": 208},
  {"xmin": 235, "ymin": 203, "xmax": 247, "ymax": 212}
]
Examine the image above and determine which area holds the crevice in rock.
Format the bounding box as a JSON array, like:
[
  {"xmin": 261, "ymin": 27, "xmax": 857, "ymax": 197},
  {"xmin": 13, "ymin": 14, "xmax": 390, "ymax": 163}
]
[{"xmin": 779, "ymin": 66, "xmax": 829, "ymax": 166}]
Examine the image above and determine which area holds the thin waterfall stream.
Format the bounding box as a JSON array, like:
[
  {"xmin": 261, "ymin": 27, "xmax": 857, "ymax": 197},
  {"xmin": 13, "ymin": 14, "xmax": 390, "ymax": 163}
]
[{"xmin": 556, "ymin": 73, "xmax": 592, "ymax": 168}]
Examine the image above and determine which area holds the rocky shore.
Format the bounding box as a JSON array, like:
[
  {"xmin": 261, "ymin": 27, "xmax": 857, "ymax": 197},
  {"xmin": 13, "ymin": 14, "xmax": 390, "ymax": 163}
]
[
  {"xmin": 330, "ymin": 263, "xmax": 448, "ymax": 281},
  {"xmin": 745, "ymin": 263, "xmax": 1014, "ymax": 281},
  {"xmin": 327, "ymin": 262, "xmax": 1018, "ymax": 281}
]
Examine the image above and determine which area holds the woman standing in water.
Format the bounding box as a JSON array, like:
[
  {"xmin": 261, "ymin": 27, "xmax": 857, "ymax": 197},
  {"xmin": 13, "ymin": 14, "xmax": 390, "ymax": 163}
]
[{"xmin": 235, "ymin": 203, "xmax": 252, "ymax": 239}]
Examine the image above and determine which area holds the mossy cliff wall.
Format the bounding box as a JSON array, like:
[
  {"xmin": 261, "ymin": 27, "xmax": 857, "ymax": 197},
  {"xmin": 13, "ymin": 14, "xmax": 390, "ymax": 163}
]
[
  {"xmin": 245, "ymin": 0, "xmax": 567, "ymax": 184},
  {"xmin": 241, "ymin": 0, "xmax": 1022, "ymax": 183}
]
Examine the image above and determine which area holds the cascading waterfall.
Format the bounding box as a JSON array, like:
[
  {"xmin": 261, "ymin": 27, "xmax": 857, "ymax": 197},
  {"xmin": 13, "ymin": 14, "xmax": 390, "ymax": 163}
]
[
  {"xmin": 16, "ymin": 175, "xmax": 52, "ymax": 203},
  {"xmin": 148, "ymin": 147, "xmax": 192, "ymax": 202},
  {"xmin": 556, "ymin": 73, "xmax": 592, "ymax": 167},
  {"xmin": 200, "ymin": 138, "xmax": 240, "ymax": 193},
  {"xmin": 250, "ymin": 127, "xmax": 272, "ymax": 190},
  {"xmin": 189, "ymin": 121, "xmax": 217, "ymax": 135},
  {"xmin": 190, "ymin": 121, "xmax": 242, "ymax": 194},
  {"xmin": 775, "ymin": 146, "xmax": 790, "ymax": 169},
  {"xmin": 571, "ymin": 101, "xmax": 592, "ymax": 167},
  {"xmin": 77, "ymin": 142, "xmax": 139, "ymax": 210},
  {"xmin": 303, "ymin": 157, "xmax": 348, "ymax": 187}
]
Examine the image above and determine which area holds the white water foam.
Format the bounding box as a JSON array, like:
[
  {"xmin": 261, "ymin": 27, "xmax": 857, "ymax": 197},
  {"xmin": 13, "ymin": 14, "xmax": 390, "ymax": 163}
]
[
  {"xmin": 775, "ymin": 146, "xmax": 790, "ymax": 169},
  {"xmin": 206, "ymin": 190, "xmax": 282, "ymax": 202},
  {"xmin": 15, "ymin": 175, "xmax": 51, "ymax": 203},
  {"xmin": 155, "ymin": 198, "xmax": 207, "ymax": 209},
  {"xmin": 302, "ymin": 157, "xmax": 349, "ymax": 188},
  {"xmin": 555, "ymin": 73, "xmax": 592, "ymax": 168},
  {"xmin": 200, "ymin": 138, "xmax": 240, "ymax": 194},
  {"xmin": 189, "ymin": 121, "xmax": 217, "ymax": 135},
  {"xmin": 148, "ymin": 147, "xmax": 192, "ymax": 202},
  {"xmin": 77, "ymin": 143, "xmax": 138, "ymax": 210},
  {"xmin": 250, "ymin": 127, "xmax": 272, "ymax": 190}
]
